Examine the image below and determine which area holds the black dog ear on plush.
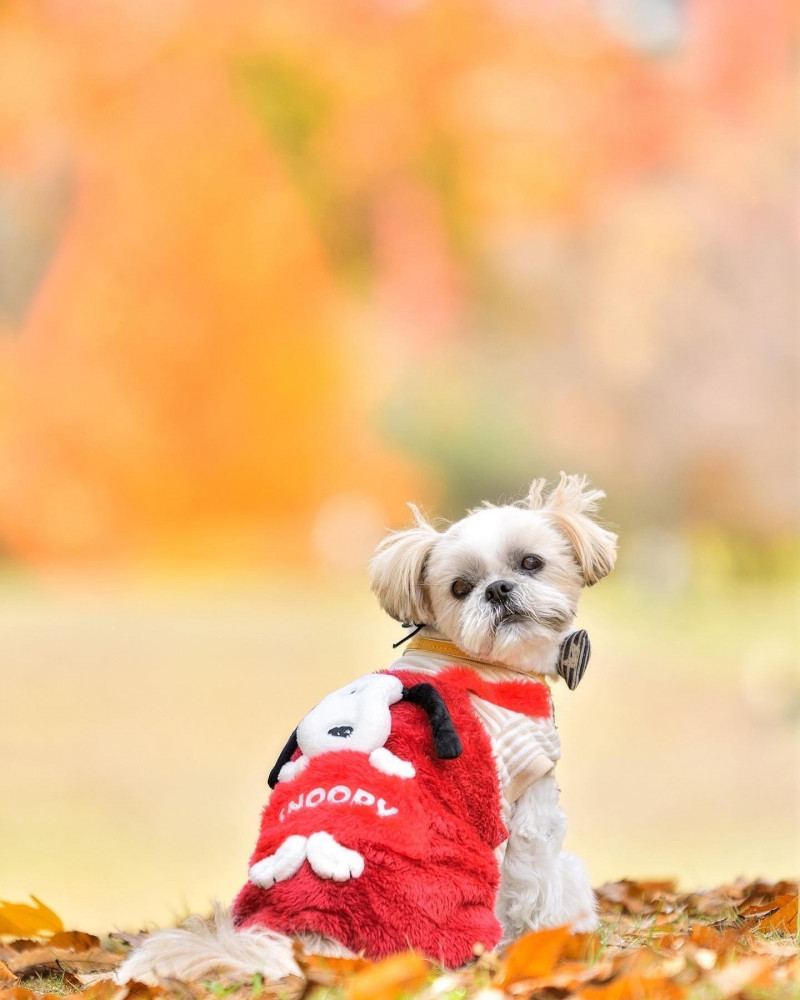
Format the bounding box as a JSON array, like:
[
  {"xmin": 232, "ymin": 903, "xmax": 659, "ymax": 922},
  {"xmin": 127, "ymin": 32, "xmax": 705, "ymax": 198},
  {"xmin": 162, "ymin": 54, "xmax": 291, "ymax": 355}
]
[
  {"xmin": 402, "ymin": 683, "xmax": 463, "ymax": 759},
  {"xmin": 268, "ymin": 729, "xmax": 299, "ymax": 789}
]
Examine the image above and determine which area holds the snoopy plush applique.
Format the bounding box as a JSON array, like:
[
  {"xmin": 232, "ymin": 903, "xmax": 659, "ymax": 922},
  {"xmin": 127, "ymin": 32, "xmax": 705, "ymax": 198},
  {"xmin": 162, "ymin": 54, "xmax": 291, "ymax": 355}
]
[
  {"xmin": 249, "ymin": 674, "xmax": 458, "ymax": 889},
  {"xmin": 232, "ymin": 668, "xmax": 516, "ymax": 967}
]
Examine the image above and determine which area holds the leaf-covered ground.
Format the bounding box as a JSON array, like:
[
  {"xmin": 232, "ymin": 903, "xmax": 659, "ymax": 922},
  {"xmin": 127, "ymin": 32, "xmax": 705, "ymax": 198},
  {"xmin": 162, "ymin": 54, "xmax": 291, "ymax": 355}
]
[{"xmin": 1, "ymin": 880, "xmax": 797, "ymax": 1000}]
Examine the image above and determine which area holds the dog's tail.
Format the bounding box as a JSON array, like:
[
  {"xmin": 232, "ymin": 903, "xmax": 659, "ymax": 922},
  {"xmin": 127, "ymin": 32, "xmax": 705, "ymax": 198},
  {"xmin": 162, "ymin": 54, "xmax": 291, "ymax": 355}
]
[{"xmin": 115, "ymin": 905, "xmax": 302, "ymax": 986}]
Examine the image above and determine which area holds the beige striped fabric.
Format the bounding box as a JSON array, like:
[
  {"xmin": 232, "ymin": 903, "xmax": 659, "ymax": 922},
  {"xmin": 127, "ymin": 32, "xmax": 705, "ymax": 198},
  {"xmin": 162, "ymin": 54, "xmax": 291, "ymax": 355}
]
[{"xmin": 394, "ymin": 644, "xmax": 561, "ymax": 806}]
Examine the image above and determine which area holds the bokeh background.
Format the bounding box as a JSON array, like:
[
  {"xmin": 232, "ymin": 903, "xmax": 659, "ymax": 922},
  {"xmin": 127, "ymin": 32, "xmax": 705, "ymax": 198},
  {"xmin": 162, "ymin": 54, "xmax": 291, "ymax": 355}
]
[{"xmin": 1, "ymin": 0, "xmax": 797, "ymax": 934}]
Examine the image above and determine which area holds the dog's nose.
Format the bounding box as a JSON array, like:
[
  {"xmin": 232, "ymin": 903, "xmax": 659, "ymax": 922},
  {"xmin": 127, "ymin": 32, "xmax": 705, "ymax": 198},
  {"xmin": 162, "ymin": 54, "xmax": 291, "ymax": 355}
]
[{"xmin": 485, "ymin": 579, "xmax": 515, "ymax": 604}]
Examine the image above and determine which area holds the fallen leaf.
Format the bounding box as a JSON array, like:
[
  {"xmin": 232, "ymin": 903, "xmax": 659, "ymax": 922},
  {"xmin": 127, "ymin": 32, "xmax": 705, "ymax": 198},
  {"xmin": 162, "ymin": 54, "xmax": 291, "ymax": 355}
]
[
  {"xmin": 740, "ymin": 894, "xmax": 795, "ymax": 919},
  {"xmin": 81, "ymin": 978, "xmax": 129, "ymax": 1000},
  {"xmin": 123, "ymin": 982, "xmax": 163, "ymax": 1000},
  {"xmin": 302, "ymin": 953, "xmax": 371, "ymax": 985},
  {"xmin": 345, "ymin": 952, "xmax": 429, "ymax": 1000},
  {"xmin": 562, "ymin": 932, "xmax": 603, "ymax": 963},
  {"xmin": 745, "ymin": 934, "xmax": 799, "ymax": 957},
  {"xmin": 6, "ymin": 945, "xmax": 123, "ymax": 977},
  {"xmin": 755, "ymin": 896, "xmax": 798, "ymax": 934},
  {"xmin": 497, "ymin": 925, "xmax": 571, "ymax": 985},
  {"xmin": 577, "ymin": 975, "xmax": 685, "ymax": 999},
  {"xmin": 49, "ymin": 931, "xmax": 101, "ymax": 952},
  {"xmin": 0, "ymin": 898, "xmax": 63, "ymax": 938},
  {"xmin": 0, "ymin": 959, "xmax": 18, "ymax": 982},
  {"xmin": 4, "ymin": 941, "xmax": 40, "ymax": 954}
]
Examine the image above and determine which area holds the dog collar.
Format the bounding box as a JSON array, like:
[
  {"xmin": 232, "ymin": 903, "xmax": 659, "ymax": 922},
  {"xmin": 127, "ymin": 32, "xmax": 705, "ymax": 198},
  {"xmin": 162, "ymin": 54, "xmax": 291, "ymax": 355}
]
[
  {"xmin": 403, "ymin": 632, "xmax": 591, "ymax": 690},
  {"xmin": 402, "ymin": 636, "xmax": 549, "ymax": 684}
]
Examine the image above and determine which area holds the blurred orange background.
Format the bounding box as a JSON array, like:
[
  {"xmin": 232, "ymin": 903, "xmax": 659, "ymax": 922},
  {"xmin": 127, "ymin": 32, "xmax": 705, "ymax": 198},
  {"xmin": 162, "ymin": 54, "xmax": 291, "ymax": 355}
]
[{"xmin": 0, "ymin": 0, "xmax": 797, "ymax": 933}]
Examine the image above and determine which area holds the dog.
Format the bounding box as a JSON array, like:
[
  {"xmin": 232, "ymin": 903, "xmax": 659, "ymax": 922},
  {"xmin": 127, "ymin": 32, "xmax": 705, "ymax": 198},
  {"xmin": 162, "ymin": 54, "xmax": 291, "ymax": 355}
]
[
  {"xmin": 117, "ymin": 472, "xmax": 616, "ymax": 984},
  {"xmin": 369, "ymin": 472, "xmax": 617, "ymax": 938}
]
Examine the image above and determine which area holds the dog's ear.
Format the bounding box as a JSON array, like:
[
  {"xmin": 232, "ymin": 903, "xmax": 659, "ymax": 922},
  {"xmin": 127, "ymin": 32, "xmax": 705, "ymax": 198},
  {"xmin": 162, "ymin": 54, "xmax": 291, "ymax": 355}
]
[
  {"xmin": 369, "ymin": 505, "xmax": 440, "ymax": 623},
  {"xmin": 529, "ymin": 473, "xmax": 617, "ymax": 586}
]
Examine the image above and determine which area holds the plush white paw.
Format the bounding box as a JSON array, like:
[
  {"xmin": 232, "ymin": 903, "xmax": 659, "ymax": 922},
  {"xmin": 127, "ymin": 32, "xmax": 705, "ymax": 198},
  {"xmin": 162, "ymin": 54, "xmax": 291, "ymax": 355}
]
[
  {"xmin": 278, "ymin": 756, "xmax": 309, "ymax": 783},
  {"xmin": 369, "ymin": 746, "xmax": 416, "ymax": 779},
  {"xmin": 249, "ymin": 835, "xmax": 308, "ymax": 888},
  {"xmin": 306, "ymin": 831, "xmax": 365, "ymax": 882}
]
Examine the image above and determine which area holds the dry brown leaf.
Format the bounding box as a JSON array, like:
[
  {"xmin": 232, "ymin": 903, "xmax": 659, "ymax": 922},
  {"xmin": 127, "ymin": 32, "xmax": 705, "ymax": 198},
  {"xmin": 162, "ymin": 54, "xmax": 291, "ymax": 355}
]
[
  {"xmin": 504, "ymin": 957, "xmax": 615, "ymax": 995},
  {"xmin": 496, "ymin": 925, "xmax": 571, "ymax": 985},
  {"xmin": 0, "ymin": 989, "xmax": 35, "ymax": 1000},
  {"xmin": 561, "ymin": 932, "xmax": 603, "ymax": 963},
  {"xmin": 4, "ymin": 941, "xmax": 40, "ymax": 954},
  {"xmin": 687, "ymin": 924, "xmax": 737, "ymax": 952},
  {"xmin": 577, "ymin": 975, "xmax": 685, "ymax": 999},
  {"xmin": 745, "ymin": 934, "xmax": 799, "ymax": 957},
  {"xmin": 597, "ymin": 881, "xmax": 678, "ymax": 916},
  {"xmin": 302, "ymin": 953, "xmax": 372, "ymax": 985},
  {"xmin": 123, "ymin": 982, "xmax": 164, "ymax": 1000},
  {"xmin": 755, "ymin": 896, "xmax": 798, "ymax": 934},
  {"xmin": 49, "ymin": 931, "xmax": 101, "ymax": 952},
  {"xmin": 0, "ymin": 898, "xmax": 63, "ymax": 938},
  {"xmin": 740, "ymin": 894, "xmax": 796, "ymax": 920},
  {"xmin": 345, "ymin": 952, "xmax": 429, "ymax": 1000},
  {"xmin": 617, "ymin": 949, "xmax": 687, "ymax": 980},
  {"xmin": 6, "ymin": 945, "xmax": 123, "ymax": 977},
  {"xmin": 0, "ymin": 959, "xmax": 18, "ymax": 982},
  {"xmin": 80, "ymin": 978, "xmax": 130, "ymax": 1000}
]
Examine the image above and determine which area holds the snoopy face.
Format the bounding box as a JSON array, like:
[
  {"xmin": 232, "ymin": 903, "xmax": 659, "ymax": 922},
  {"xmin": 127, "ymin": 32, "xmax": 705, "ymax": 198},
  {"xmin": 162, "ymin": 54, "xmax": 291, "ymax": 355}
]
[{"xmin": 296, "ymin": 674, "xmax": 405, "ymax": 758}]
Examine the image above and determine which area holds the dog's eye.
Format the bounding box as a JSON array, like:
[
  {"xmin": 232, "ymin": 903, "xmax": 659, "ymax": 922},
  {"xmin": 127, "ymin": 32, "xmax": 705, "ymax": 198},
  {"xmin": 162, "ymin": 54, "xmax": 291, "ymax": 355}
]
[
  {"xmin": 451, "ymin": 579, "xmax": 473, "ymax": 598},
  {"xmin": 521, "ymin": 555, "xmax": 544, "ymax": 572}
]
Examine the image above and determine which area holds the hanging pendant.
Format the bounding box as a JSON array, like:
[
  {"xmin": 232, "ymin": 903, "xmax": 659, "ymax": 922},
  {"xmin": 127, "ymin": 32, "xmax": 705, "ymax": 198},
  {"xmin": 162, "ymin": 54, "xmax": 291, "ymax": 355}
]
[{"xmin": 557, "ymin": 629, "xmax": 591, "ymax": 690}]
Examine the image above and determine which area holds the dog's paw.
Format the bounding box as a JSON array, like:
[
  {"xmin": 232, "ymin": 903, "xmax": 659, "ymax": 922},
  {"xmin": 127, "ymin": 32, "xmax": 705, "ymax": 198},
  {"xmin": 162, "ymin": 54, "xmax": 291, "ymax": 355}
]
[
  {"xmin": 306, "ymin": 831, "xmax": 365, "ymax": 882},
  {"xmin": 249, "ymin": 835, "xmax": 307, "ymax": 888},
  {"xmin": 369, "ymin": 747, "xmax": 416, "ymax": 779}
]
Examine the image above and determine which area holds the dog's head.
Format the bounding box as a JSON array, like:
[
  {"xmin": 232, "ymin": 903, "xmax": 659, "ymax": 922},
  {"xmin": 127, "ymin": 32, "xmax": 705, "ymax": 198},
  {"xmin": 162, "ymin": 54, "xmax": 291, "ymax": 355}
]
[{"xmin": 369, "ymin": 474, "xmax": 617, "ymax": 675}]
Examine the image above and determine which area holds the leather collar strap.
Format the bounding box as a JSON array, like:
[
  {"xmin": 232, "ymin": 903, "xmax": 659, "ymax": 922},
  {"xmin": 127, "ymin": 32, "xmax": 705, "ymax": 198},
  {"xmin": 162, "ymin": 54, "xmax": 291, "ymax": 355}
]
[{"xmin": 403, "ymin": 635, "xmax": 548, "ymax": 685}]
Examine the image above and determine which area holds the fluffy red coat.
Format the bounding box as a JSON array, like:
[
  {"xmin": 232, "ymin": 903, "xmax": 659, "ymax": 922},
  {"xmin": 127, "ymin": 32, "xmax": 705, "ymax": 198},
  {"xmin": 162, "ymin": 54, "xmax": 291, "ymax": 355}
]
[{"xmin": 232, "ymin": 669, "xmax": 510, "ymax": 967}]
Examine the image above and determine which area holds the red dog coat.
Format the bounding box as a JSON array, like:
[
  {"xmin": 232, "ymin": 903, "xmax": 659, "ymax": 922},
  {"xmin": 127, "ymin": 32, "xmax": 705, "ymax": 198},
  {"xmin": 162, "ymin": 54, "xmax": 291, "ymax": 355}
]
[{"xmin": 232, "ymin": 668, "xmax": 549, "ymax": 967}]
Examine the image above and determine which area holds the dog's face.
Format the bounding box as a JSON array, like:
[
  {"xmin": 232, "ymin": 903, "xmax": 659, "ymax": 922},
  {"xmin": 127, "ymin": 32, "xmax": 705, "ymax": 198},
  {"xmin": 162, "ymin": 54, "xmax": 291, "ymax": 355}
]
[{"xmin": 369, "ymin": 474, "xmax": 617, "ymax": 675}]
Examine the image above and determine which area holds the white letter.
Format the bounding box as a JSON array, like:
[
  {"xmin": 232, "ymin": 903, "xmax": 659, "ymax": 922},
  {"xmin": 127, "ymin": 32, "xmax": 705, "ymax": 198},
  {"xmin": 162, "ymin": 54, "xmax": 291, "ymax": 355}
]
[{"xmin": 327, "ymin": 785, "xmax": 352, "ymax": 804}]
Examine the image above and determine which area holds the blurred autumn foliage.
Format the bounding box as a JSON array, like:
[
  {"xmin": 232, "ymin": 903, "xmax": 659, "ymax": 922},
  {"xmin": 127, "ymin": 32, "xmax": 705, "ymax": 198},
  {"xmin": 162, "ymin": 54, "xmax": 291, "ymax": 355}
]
[{"xmin": 0, "ymin": 0, "xmax": 796, "ymax": 569}]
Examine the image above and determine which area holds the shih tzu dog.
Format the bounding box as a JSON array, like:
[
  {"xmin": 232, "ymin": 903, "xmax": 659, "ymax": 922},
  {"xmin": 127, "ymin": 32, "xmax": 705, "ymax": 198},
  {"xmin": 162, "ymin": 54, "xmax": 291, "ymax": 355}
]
[
  {"xmin": 370, "ymin": 472, "xmax": 617, "ymax": 937},
  {"xmin": 117, "ymin": 473, "xmax": 616, "ymax": 984}
]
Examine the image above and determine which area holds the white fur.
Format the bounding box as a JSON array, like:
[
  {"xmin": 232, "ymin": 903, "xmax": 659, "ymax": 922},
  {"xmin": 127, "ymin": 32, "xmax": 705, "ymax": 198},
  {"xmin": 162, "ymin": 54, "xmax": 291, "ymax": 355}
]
[
  {"xmin": 497, "ymin": 774, "xmax": 597, "ymax": 938},
  {"xmin": 115, "ymin": 905, "xmax": 301, "ymax": 985}
]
